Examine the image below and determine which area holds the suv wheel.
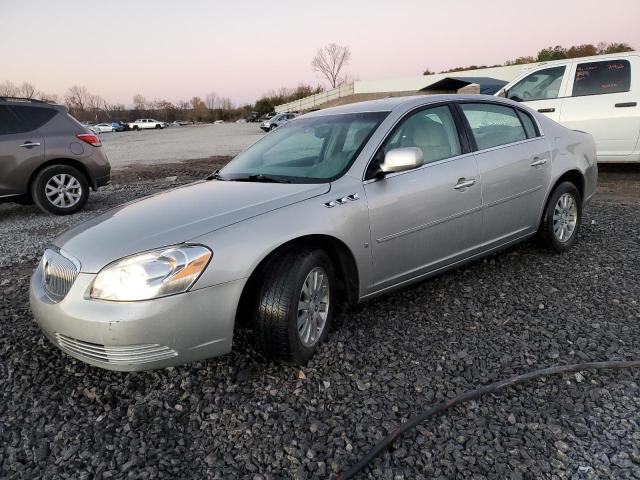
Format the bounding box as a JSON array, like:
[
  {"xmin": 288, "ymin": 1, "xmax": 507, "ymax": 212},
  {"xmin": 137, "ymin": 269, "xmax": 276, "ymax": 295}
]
[
  {"xmin": 539, "ymin": 181, "xmax": 582, "ymax": 252},
  {"xmin": 254, "ymin": 248, "xmax": 335, "ymax": 364},
  {"xmin": 32, "ymin": 165, "xmax": 89, "ymax": 215}
]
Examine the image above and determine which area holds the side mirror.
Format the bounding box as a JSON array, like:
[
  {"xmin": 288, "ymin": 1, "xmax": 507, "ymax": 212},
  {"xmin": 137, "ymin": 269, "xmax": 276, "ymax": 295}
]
[
  {"xmin": 497, "ymin": 88, "xmax": 507, "ymax": 98},
  {"xmin": 380, "ymin": 147, "xmax": 424, "ymax": 175}
]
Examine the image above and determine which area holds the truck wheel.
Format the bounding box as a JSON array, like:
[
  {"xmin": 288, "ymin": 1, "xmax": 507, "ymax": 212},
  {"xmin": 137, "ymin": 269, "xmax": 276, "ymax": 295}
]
[
  {"xmin": 31, "ymin": 165, "xmax": 89, "ymax": 215},
  {"xmin": 254, "ymin": 248, "xmax": 335, "ymax": 364}
]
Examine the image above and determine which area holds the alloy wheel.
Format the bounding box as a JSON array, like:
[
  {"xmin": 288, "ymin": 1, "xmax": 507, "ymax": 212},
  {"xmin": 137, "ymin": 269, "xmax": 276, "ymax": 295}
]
[
  {"xmin": 297, "ymin": 267, "xmax": 330, "ymax": 347},
  {"xmin": 553, "ymin": 193, "xmax": 578, "ymax": 242},
  {"xmin": 45, "ymin": 174, "xmax": 83, "ymax": 208}
]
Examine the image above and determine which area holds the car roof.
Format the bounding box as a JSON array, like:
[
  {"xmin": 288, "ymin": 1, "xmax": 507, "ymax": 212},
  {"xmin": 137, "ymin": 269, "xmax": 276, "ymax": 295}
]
[
  {"xmin": 0, "ymin": 97, "xmax": 67, "ymax": 112},
  {"xmin": 301, "ymin": 94, "xmax": 520, "ymax": 117}
]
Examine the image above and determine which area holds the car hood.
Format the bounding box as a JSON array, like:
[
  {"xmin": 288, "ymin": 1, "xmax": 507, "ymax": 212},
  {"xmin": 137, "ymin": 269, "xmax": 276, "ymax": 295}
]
[{"xmin": 55, "ymin": 180, "xmax": 330, "ymax": 273}]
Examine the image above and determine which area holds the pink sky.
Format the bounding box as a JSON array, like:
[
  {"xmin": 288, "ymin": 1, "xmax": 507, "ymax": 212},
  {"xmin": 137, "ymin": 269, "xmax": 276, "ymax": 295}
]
[{"xmin": 2, "ymin": 0, "xmax": 638, "ymax": 106}]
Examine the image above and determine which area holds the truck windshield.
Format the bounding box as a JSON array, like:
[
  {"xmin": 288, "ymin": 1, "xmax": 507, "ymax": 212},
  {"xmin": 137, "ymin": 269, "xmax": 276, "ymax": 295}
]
[{"xmin": 220, "ymin": 111, "xmax": 388, "ymax": 183}]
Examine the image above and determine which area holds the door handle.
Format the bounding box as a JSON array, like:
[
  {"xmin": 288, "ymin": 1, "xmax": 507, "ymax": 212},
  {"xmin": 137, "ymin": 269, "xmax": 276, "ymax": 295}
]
[
  {"xmin": 537, "ymin": 108, "xmax": 555, "ymax": 113},
  {"xmin": 453, "ymin": 178, "xmax": 476, "ymax": 190},
  {"xmin": 615, "ymin": 102, "xmax": 637, "ymax": 108},
  {"xmin": 19, "ymin": 141, "xmax": 41, "ymax": 148},
  {"xmin": 530, "ymin": 157, "xmax": 547, "ymax": 167}
]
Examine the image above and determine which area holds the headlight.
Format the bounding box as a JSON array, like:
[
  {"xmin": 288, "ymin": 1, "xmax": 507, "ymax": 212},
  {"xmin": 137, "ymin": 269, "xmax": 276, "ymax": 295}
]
[{"xmin": 90, "ymin": 245, "xmax": 212, "ymax": 301}]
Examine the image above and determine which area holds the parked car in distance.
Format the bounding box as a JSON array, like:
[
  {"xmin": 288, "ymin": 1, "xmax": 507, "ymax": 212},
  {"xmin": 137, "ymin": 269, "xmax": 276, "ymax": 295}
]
[
  {"xmin": 129, "ymin": 118, "xmax": 167, "ymax": 130},
  {"xmin": 258, "ymin": 112, "xmax": 277, "ymax": 122},
  {"xmin": 260, "ymin": 112, "xmax": 296, "ymax": 131},
  {"xmin": 497, "ymin": 51, "xmax": 640, "ymax": 163},
  {"xmin": 30, "ymin": 95, "xmax": 597, "ymax": 371},
  {"xmin": 93, "ymin": 123, "xmax": 116, "ymax": 133},
  {"xmin": 0, "ymin": 97, "xmax": 111, "ymax": 214},
  {"xmin": 247, "ymin": 111, "xmax": 261, "ymax": 122},
  {"xmin": 111, "ymin": 121, "xmax": 129, "ymax": 132},
  {"xmin": 214, "ymin": 120, "xmax": 224, "ymax": 125},
  {"xmin": 172, "ymin": 120, "xmax": 194, "ymax": 126}
]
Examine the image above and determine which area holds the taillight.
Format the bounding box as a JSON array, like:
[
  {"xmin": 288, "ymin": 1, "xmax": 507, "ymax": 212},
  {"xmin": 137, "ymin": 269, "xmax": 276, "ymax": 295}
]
[{"xmin": 76, "ymin": 133, "xmax": 101, "ymax": 147}]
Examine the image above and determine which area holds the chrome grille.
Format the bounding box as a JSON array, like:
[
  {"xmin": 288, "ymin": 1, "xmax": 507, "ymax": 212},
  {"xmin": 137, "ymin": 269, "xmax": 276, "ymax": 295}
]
[
  {"xmin": 42, "ymin": 249, "xmax": 79, "ymax": 302},
  {"xmin": 55, "ymin": 333, "xmax": 178, "ymax": 365}
]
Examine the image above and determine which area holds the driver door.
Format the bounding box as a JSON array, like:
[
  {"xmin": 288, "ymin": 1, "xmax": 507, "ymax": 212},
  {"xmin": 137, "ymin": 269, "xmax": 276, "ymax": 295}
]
[{"xmin": 506, "ymin": 65, "xmax": 571, "ymax": 122}]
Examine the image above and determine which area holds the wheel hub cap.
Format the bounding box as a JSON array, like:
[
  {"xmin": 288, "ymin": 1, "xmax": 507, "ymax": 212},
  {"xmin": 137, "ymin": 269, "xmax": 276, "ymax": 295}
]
[
  {"xmin": 297, "ymin": 267, "xmax": 330, "ymax": 348},
  {"xmin": 552, "ymin": 193, "xmax": 578, "ymax": 243}
]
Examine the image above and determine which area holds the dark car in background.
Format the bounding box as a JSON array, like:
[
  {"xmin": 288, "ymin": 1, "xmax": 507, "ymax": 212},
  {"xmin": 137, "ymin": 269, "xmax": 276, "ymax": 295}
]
[
  {"xmin": 0, "ymin": 97, "xmax": 111, "ymax": 215},
  {"xmin": 111, "ymin": 120, "xmax": 129, "ymax": 132}
]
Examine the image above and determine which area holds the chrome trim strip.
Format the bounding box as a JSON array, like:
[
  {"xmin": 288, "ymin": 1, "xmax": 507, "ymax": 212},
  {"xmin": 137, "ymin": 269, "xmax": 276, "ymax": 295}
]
[{"xmin": 376, "ymin": 205, "xmax": 483, "ymax": 243}]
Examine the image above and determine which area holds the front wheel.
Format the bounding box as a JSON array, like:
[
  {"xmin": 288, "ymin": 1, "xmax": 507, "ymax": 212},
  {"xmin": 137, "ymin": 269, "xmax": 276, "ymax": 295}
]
[
  {"xmin": 254, "ymin": 249, "xmax": 335, "ymax": 364},
  {"xmin": 539, "ymin": 182, "xmax": 582, "ymax": 252},
  {"xmin": 31, "ymin": 165, "xmax": 89, "ymax": 215}
]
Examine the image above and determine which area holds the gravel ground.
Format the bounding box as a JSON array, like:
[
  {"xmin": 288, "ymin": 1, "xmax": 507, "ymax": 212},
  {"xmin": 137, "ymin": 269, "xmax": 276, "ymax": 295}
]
[
  {"xmin": 101, "ymin": 123, "xmax": 265, "ymax": 167},
  {"xmin": 1, "ymin": 162, "xmax": 639, "ymax": 479}
]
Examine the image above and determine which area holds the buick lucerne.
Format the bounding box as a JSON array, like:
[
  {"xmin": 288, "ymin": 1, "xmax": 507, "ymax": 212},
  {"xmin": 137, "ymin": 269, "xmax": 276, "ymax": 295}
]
[{"xmin": 30, "ymin": 95, "xmax": 597, "ymax": 370}]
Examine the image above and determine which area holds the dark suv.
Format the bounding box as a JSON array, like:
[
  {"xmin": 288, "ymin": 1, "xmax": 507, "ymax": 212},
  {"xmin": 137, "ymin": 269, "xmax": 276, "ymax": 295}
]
[{"xmin": 0, "ymin": 97, "xmax": 111, "ymax": 215}]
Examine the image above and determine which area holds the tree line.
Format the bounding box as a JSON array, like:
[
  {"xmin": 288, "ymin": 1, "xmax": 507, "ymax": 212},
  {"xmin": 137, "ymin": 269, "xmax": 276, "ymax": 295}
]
[{"xmin": 423, "ymin": 42, "xmax": 634, "ymax": 75}]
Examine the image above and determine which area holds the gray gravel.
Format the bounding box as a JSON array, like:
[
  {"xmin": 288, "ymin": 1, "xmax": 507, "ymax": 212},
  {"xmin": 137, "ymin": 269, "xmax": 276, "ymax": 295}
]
[
  {"xmin": 1, "ymin": 165, "xmax": 639, "ymax": 479},
  {"xmin": 101, "ymin": 123, "xmax": 265, "ymax": 167}
]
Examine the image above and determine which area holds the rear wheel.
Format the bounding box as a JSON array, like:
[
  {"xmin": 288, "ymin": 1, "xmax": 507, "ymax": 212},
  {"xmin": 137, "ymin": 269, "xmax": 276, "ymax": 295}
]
[
  {"xmin": 31, "ymin": 165, "xmax": 89, "ymax": 215},
  {"xmin": 155, "ymin": 124, "xmax": 161, "ymax": 129},
  {"xmin": 254, "ymin": 248, "xmax": 334, "ymax": 364},
  {"xmin": 539, "ymin": 181, "xmax": 582, "ymax": 252}
]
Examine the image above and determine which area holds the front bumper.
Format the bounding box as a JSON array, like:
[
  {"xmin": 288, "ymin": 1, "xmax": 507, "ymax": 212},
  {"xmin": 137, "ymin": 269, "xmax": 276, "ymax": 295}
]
[{"xmin": 30, "ymin": 263, "xmax": 245, "ymax": 371}]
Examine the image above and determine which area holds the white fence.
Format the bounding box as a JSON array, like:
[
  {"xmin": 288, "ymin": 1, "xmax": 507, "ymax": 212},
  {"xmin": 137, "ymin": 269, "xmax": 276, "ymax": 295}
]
[{"xmin": 275, "ymin": 84, "xmax": 355, "ymax": 112}]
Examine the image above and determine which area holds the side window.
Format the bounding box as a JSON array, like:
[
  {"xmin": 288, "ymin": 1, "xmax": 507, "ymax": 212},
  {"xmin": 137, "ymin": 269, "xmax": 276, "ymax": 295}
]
[
  {"xmin": 460, "ymin": 103, "xmax": 527, "ymax": 150},
  {"xmin": 0, "ymin": 106, "xmax": 25, "ymax": 135},
  {"xmin": 382, "ymin": 105, "xmax": 461, "ymax": 164},
  {"xmin": 507, "ymin": 66, "xmax": 566, "ymax": 101},
  {"xmin": 10, "ymin": 106, "xmax": 56, "ymax": 132},
  {"xmin": 516, "ymin": 110, "xmax": 539, "ymax": 138},
  {"xmin": 572, "ymin": 60, "xmax": 631, "ymax": 96}
]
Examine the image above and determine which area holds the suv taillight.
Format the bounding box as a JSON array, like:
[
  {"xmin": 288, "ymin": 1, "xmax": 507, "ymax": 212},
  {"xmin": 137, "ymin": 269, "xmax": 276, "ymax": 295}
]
[{"xmin": 76, "ymin": 133, "xmax": 101, "ymax": 147}]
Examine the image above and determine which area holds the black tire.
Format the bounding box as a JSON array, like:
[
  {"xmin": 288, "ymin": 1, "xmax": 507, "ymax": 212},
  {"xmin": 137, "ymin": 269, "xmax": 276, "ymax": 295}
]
[
  {"xmin": 539, "ymin": 181, "xmax": 582, "ymax": 252},
  {"xmin": 254, "ymin": 248, "xmax": 335, "ymax": 364},
  {"xmin": 31, "ymin": 165, "xmax": 89, "ymax": 215},
  {"xmin": 269, "ymin": 124, "xmax": 277, "ymax": 131},
  {"xmin": 155, "ymin": 124, "xmax": 161, "ymax": 129}
]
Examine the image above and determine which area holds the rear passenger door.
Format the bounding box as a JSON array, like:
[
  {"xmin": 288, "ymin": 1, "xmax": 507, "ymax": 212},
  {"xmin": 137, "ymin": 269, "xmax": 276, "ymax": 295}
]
[
  {"xmin": 560, "ymin": 57, "xmax": 640, "ymax": 160},
  {"xmin": 458, "ymin": 102, "xmax": 551, "ymax": 245},
  {"xmin": 0, "ymin": 105, "xmax": 46, "ymax": 196}
]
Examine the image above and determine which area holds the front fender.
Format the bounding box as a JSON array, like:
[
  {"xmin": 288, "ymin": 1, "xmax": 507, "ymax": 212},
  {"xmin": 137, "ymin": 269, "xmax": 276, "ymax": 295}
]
[{"xmin": 190, "ymin": 176, "xmax": 373, "ymax": 297}]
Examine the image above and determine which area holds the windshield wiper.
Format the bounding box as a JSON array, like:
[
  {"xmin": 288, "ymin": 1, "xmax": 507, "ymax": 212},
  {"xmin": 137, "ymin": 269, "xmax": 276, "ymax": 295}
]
[
  {"xmin": 207, "ymin": 169, "xmax": 227, "ymax": 181},
  {"xmin": 231, "ymin": 174, "xmax": 291, "ymax": 183}
]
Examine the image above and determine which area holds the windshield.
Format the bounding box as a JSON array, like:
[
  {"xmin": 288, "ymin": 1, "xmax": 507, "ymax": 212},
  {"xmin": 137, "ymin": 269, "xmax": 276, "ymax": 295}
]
[{"xmin": 220, "ymin": 112, "xmax": 388, "ymax": 183}]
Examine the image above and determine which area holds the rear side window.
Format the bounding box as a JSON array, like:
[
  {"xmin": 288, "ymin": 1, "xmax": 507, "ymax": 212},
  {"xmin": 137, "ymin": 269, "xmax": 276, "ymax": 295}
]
[
  {"xmin": 460, "ymin": 103, "xmax": 527, "ymax": 150},
  {"xmin": 0, "ymin": 106, "xmax": 24, "ymax": 135},
  {"xmin": 516, "ymin": 110, "xmax": 539, "ymax": 138},
  {"xmin": 572, "ymin": 60, "xmax": 631, "ymax": 96},
  {"xmin": 12, "ymin": 106, "xmax": 57, "ymax": 132}
]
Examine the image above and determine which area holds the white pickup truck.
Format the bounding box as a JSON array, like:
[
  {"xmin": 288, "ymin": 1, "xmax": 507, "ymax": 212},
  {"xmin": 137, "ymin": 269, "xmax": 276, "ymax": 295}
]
[
  {"xmin": 128, "ymin": 118, "xmax": 167, "ymax": 130},
  {"xmin": 497, "ymin": 51, "xmax": 640, "ymax": 163}
]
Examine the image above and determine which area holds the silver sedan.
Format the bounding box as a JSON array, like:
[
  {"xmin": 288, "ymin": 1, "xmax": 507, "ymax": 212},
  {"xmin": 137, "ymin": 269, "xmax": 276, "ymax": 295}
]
[{"xmin": 30, "ymin": 95, "xmax": 597, "ymax": 371}]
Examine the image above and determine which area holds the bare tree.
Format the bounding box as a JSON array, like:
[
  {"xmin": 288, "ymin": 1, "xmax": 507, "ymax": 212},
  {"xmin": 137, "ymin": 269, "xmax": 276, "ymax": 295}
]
[
  {"xmin": 311, "ymin": 43, "xmax": 352, "ymax": 88},
  {"xmin": 20, "ymin": 82, "xmax": 37, "ymax": 98},
  {"xmin": 133, "ymin": 94, "xmax": 147, "ymax": 111},
  {"xmin": 0, "ymin": 80, "xmax": 19, "ymax": 96},
  {"xmin": 205, "ymin": 92, "xmax": 217, "ymax": 110},
  {"xmin": 65, "ymin": 85, "xmax": 92, "ymax": 111}
]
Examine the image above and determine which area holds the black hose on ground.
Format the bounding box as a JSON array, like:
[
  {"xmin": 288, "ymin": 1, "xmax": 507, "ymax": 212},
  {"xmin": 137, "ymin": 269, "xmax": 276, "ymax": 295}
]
[{"xmin": 337, "ymin": 360, "xmax": 640, "ymax": 480}]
